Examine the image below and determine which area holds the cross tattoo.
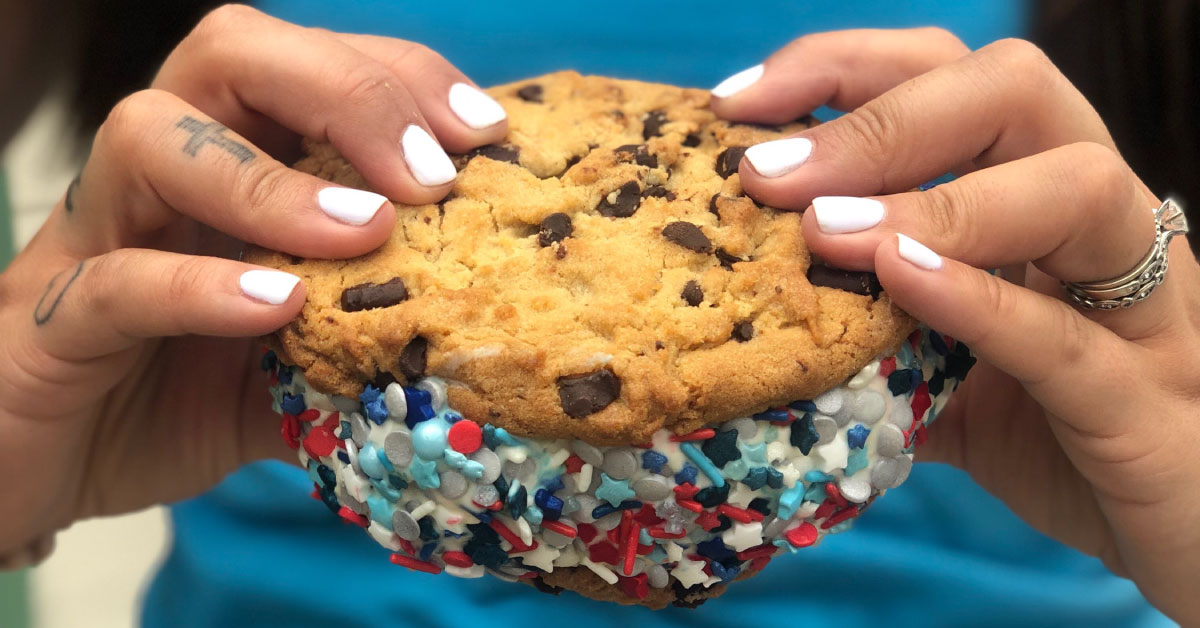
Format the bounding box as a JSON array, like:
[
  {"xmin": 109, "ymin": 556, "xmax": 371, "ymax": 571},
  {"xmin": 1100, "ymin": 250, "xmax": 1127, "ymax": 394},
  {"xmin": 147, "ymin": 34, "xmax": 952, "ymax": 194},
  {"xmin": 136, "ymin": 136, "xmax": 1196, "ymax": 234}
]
[{"xmin": 175, "ymin": 116, "xmax": 255, "ymax": 163}]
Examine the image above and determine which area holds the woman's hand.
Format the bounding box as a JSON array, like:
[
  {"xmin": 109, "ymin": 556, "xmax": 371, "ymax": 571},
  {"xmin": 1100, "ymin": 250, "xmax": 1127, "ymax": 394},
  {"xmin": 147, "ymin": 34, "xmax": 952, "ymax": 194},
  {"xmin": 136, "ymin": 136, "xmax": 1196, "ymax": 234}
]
[
  {"xmin": 0, "ymin": 4, "xmax": 505, "ymax": 563},
  {"xmin": 712, "ymin": 28, "xmax": 1200, "ymax": 623}
]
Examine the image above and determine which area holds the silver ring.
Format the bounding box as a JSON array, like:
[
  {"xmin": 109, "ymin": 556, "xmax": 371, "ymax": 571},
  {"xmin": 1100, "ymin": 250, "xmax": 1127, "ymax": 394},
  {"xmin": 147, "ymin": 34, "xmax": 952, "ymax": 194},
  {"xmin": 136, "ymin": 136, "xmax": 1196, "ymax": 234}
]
[{"xmin": 1062, "ymin": 199, "xmax": 1189, "ymax": 310}]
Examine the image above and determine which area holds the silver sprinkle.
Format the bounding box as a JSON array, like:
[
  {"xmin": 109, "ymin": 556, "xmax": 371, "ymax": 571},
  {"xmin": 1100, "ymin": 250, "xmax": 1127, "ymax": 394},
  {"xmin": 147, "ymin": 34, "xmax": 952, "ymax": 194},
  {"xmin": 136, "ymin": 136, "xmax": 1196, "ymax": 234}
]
[
  {"xmin": 470, "ymin": 449, "xmax": 502, "ymax": 484},
  {"xmin": 337, "ymin": 486, "xmax": 368, "ymax": 515},
  {"xmin": 562, "ymin": 496, "xmax": 580, "ymax": 514},
  {"xmin": 384, "ymin": 383, "xmax": 408, "ymax": 422},
  {"xmin": 349, "ymin": 412, "xmax": 371, "ymax": 448},
  {"xmin": 502, "ymin": 459, "xmax": 535, "ymax": 482},
  {"xmin": 601, "ymin": 449, "xmax": 637, "ymax": 480},
  {"xmin": 852, "ymin": 390, "xmax": 887, "ymax": 425},
  {"xmin": 726, "ymin": 417, "xmax": 758, "ymax": 440},
  {"xmin": 593, "ymin": 511, "xmax": 623, "ymax": 531},
  {"xmin": 439, "ymin": 470, "xmax": 468, "ymax": 499},
  {"xmin": 572, "ymin": 440, "xmax": 604, "ymax": 467},
  {"xmin": 813, "ymin": 416, "xmax": 839, "ymax": 446},
  {"xmin": 889, "ymin": 402, "xmax": 914, "ymax": 431},
  {"xmin": 474, "ymin": 484, "xmax": 499, "ymax": 506},
  {"xmin": 383, "ymin": 431, "xmax": 414, "ymax": 468},
  {"xmin": 415, "ymin": 378, "xmax": 447, "ymax": 411},
  {"xmin": 837, "ymin": 475, "xmax": 872, "ymax": 503},
  {"xmin": 893, "ymin": 455, "xmax": 914, "ymax": 486},
  {"xmin": 875, "ymin": 424, "xmax": 905, "ymax": 458},
  {"xmin": 331, "ymin": 395, "xmax": 360, "ymax": 415},
  {"xmin": 542, "ymin": 529, "xmax": 573, "ymax": 548},
  {"xmin": 813, "ymin": 389, "xmax": 844, "ymax": 416},
  {"xmin": 392, "ymin": 510, "xmax": 420, "ymax": 541},
  {"xmin": 486, "ymin": 568, "xmax": 519, "ymax": 583},
  {"xmin": 647, "ymin": 565, "xmax": 670, "ymax": 588},
  {"xmin": 870, "ymin": 455, "xmax": 913, "ymax": 490},
  {"xmin": 632, "ymin": 475, "xmax": 672, "ymax": 501},
  {"xmin": 573, "ymin": 495, "xmax": 599, "ymax": 523},
  {"xmin": 762, "ymin": 516, "xmax": 790, "ymax": 539}
]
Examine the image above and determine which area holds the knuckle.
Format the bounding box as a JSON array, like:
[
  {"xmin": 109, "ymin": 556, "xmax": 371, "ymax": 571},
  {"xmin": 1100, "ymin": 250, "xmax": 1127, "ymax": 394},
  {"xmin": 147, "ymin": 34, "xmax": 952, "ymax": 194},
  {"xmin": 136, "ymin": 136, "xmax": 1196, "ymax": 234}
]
[
  {"xmin": 834, "ymin": 103, "xmax": 899, "ymax": 169},
  {"xmin": 239, "ymin": 163, "xmax": 295, "ymax": 215},
  {"xmin": 920, "ymin": 185, "xmax": 970, "ymax": 243},
  {"xmin": 164, "ymin": 256, "xmax": 211, "ymax": 309},
  {"xmin": 339, "ymin": 65, "xmax": 403, "ymax": 111},
  {"xmin": 1065, "ymin": 142, "xmax": 1131, "ymax": 210},
  {"xmin": 192, "ymin": 4, "xmax": 260, "ymax": 41},
  {"xmin": 96, "ymin": 89, "xmax": 169, "ymax": 155},
  {"xmin": 981, "ymin": 38, "xmax": 1063, "ymax": 92},
  {"xmin": 81, "ymin": 252, "xmax": 127, "ymax": 320},
  {"xmin": 914, "ymin": 26, "xmax": 969, "ymax": 55}
]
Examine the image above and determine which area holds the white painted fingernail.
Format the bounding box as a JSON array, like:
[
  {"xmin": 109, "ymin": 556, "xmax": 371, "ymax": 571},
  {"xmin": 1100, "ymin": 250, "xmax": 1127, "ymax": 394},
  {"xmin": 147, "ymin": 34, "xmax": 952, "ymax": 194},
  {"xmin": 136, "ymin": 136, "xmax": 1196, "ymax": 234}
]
[
  {"xmin": 744, "ymin": 137, "xmax": 812, "ymax": 178},
  {"xmin": 711, "ymin": 64, "xmax": 765, "ymax": 98},
  {"xmin": 896, "ymin": 234, "xmax": 943, "ymax": 270},
  {"xmin": 240, "ymin": 270, "xmax": 301, "ymax": 305},
  {"xmin": 401, "ymin": 125, "xmax": 456, "ymax": 187},
  {"xmin": 813, "ymin": 196, "xmax": 886, "ymax": 234},
  {"xmin": 317, "ymin": 187, "xmax": 388, "ymax": 226},
  {"xmin": 448, "ymin": 83, "xmax": 507, "ymax": 130}
]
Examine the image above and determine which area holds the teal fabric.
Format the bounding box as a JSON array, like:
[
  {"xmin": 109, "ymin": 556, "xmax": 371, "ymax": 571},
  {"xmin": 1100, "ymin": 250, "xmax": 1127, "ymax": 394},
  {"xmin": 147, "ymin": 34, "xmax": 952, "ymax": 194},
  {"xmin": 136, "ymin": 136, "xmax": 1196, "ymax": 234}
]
[
  {"xmin": 0, "ymin": 170, "xmax": 14, "ymax": 269},
  {"xmin": 144, "ymin": 2, "xmax": 1172, "ymax": 626},
  {"xmin": 0, "ymin": 171, "xmax": 28, "ymax": 628}
]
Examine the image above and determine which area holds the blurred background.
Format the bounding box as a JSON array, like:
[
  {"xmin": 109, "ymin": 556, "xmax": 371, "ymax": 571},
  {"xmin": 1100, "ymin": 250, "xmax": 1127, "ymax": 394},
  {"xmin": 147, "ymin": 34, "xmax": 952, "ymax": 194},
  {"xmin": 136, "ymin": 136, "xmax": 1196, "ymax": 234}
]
[{"xmin": 0, "ymin": 0, "xmax": 1196, "ymax": 626}]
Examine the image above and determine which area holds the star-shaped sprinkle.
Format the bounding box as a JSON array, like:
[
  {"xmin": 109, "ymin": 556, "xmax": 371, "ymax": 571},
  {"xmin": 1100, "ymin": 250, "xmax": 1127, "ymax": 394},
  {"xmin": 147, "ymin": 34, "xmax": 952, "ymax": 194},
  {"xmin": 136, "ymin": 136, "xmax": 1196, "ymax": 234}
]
[
  {"xmin": 695, "ymin": 510, "xmax": 722, "ymax": 531},
  {"xmin": 845, "ymin": 448, "xmax": 868, "ymax": 477},
  {"xmin": 722, "ymin": 521, "xmax": 764, "ymax": 552},
  {"xmin": 671, "ymin": 557, "xmax": 709, "ymax": 588},
  {"xmin": 790, "ymin": 413, "xmax": 820, "ymax": 455},
  {"xmin": 595, "ymin": 473, "xmax": 637, "ymax": 507},
  {"xmin": 847, "ymin": 424, "xmax": 870, "ymax": 449},
  {"xmin": 515, "ymin": 543, "xmax": 560, "ymax": 571},
  {"xmin": 740, "ymin": 441, "xmax": 768, "ymax": 465},
  {"xmin": 701, "ymin": 429, "xmax": 742, "ymax": 467},
  {"xmin": 641, "ymin": 450, "xmax": 668, "ymax": 473},
  {"xmin": 409, "ymin": 457, "xmax": 440, "ymax": 489}
]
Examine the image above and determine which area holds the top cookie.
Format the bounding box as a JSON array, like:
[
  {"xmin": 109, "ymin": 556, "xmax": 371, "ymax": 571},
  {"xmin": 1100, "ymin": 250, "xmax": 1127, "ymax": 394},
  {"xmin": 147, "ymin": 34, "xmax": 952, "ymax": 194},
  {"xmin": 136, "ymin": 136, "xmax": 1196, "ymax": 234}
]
[{"xmin": 248, "ymin": 71, "xmax": 914, "ymax": 445}]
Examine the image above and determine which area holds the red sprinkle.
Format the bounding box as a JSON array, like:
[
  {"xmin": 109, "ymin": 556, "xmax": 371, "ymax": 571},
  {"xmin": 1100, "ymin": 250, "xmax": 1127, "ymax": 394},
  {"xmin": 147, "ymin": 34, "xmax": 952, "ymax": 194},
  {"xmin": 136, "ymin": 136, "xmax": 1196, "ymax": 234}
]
[
  {"xmin": 398, "ymin": 539, "xmax": 416, "ymax": 556},
  {"xmin": 694, "ymin": 510, "xmax": 722, "ymax": 531},
  {"xmin": 736, "ymin": 544, "xmax": 777, "ymax": 561},
  {"xmin": 670, "ymin": 428, "xmax": 716, "ymax": 442},
  {"xmin": 911, "ymin": 381, "xmax": 932, "ymax": 422},
  {"xmin": 879, "ymin": 357, "xmax": 897, "ymax": 377},
  {"xmin": 673, "ymin": 483, "xmax": 700, "ymax": 500},
  {"xmin": 281, "ymin": 414, "xmax": 301, "ymax": 450},
  {"xmin": 622, "ymin": 516, "xmax": 640, "ymax": 576},
  {"xmin": 820, "ymin": 506, "xmax": 860, "ymax": 530},
  {"xmin": 488, "ymin": 518, "xmax": 536, "ymax": 553},
  {"xmin": 636, "ymin": 543, "xmax": 653, "ymax": 556},
  {"xmin": 717, "ymin": 504, "xmax": 753, "ymax": 524},
  {"xmin": 745, "ymin": 508, "xmax": 765, "ymax": 522},
  {"xmin": 338, "ymin": 506, "xmax": 369, "ymax": 528},
  {"xmin": 785, "ymin": 522, "xmax": 819, "ymax": 547},
  {"xmin": 825, "ymin": 482, "xmax": 848, "ymax": 509},
  {"xmin": 447, "ymin": 420, "xmax": 483, "ymax": 454},
  {"xmin": 908, "ymin": 329, "xmax": 922, "ymax": 348},
  {"xmin": 389, "ymin": 553, "xmax": 442, "ymax": 574},
  {"xmin": 647, "ymin": 526, "xmax": 686, "ymax": 539},
  {"xmin": 749, "ymin": 556, "xmax": 772, "ymax": 572},
  {"xmin": 564, "ymin": 454, "xmax": 586, "ymax": 474},
  {"xmin": 441, "ymin": 551, "xmax": 474, "ymax": 568},
  {"xmin": 303, "ymin": 421, "xmax": 339, "ymax": 459},
  {"xmin": 913, "ymin": 424, "xmax": 929, "ymax": 448},
  {"xmin": 309, "ymin": 486, "xmax": 322, "ymax": 501},
  {"xmin": 297, "ymin": 408, "xmax": 322, "ymax": 423},
  {"xmin": 588, "ymin": 541, "xmax": 620, "ymax": 565},
  {"xmin": 541, "ymin": 520, "xmax": 578, "ymax": 539},
  {"xmin": 813, "ymin": 498, "xmax": 838, "ymax": 521},
  {"xmin": 576, "ymin": 523, "xmax": 598, "ymax": 544},
  {"xmin": 619, "ymin": 573, "xmax": 649, "ymax": 600},
  {"xmin": 677, "ymin": 499, "xmax": 703, "ymax": 513},
  {"xmin": 633, "ymin": 442, "xmax": 654, "ymax": 449},
  {"xmin": 633, "ymin": 505, "xmax": 663, "ymax": 527}
]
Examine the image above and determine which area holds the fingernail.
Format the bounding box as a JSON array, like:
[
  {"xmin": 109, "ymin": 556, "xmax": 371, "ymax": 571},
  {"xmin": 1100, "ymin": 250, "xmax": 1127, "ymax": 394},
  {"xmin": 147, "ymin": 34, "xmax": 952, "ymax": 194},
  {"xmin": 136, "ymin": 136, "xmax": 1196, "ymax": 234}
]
[
  {"xmin": 896, "ymin": 234, "xmax": 943, "ymax": 270},
  {"xmin": 744, "ymin": 137, "xmax": 812, "ymax": 178},
  {"xmin": 448, "ymin": 83, "xmax": 507, "ymax": 130},
  {"xmin": 240, "ymin": 270, "xmax": 301, "ymax": 305},
  {"xmin": 813, "ymin": 196, "xmax": 885, "ymax": 234},
  {"xmin": 401, "ymin": 125, "xmax": 456, "ymax": 187},
  {"xmin": 711, "ymin": 64, "xmax": 765, "ymax": 98},
  {"xmin": 317, "ymin": 187, "xmax": 389, "ymax": 226}
]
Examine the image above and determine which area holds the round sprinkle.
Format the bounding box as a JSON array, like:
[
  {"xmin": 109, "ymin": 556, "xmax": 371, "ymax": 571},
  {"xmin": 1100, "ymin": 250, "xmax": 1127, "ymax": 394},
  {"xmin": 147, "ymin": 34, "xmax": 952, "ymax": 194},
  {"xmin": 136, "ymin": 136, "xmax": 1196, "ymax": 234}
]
[
  {"xmin": 542, "ymin": 529, "xmax": 574, "ymax": 548},
  {"xmin": 573, "ymin": 495, "xmax": 599, "ymax": 523},
  {"xmin": 646, "ymin": 564, "xmax": 669, "ymax": 589},
  {"xmin": 381, "ymin": 432, "xmax": 413, "ymax": 469},
  {"xmin": 474, "ymin": 484, "xmax": 499, "ymax": 506},
  {"xmin": 852, "ymin": 390, "xmax": 886, "ymax": 424},
  {"xmin": 601, "ymin": 448, "xmax": 637, "ymax": 480},
  {"xmin": 812, "ymin": 416, "xmax": 838, "ymax": 446},
  {"xmin": 632, "ymin": 475, "xmax": 672, "ymax": 501},
  {"xmin": 349, "ymin": 412, "xmax": 371, "ymax": 448},
  {"xmin": 813, "ymin": 389, "xmax": 843, "ymax": 416},
  {"xmin": 837, "ymin": 475, "xmax": 871, "ymax": 503},
  {"xmin": 412, "ymin": 421, "xmax": 449, "ymax": 460},
  {"xmin": 439, "ymin": 470, "xmax": 468, "ymax": 499},
  {"xmin": 503, "ymin": 459, "xmax": 535, "ymax": 482},
  {"xmin": 415, "ymin": 379, "xmax": 447, "ymax": 411},
  {"xmin": 726, "ymin": 417, "xmax": 758, "ymax": 440},
  {"xmin": 384, "ymin": 383, "xmax": 408, "ymax": 422},
  {"xmin": 331, "ymin": 395, "xmax": 360, "ymax": 415},
  {"xmin": 392, "ymin": 510, "xmax": 420, "ymax": 541},
  {"xmin": 358, "ymin": 442, "xmax": 388, "ymax": 480},
  {"xmin": 572, "ymin": 440, "xmax": 604, "ymax": 467},
  {"xmin": 470, "ymin": 449, "xmax": 502, "ymax": 484},
  {"xmin": 875, "ymin": 423, "xmax": 905, "ymax": 458},
  {"xmin": 593, "ymin": 511, "xmax": 623, "ymax": 531},
  {"xmin": 889, "ymin": 402, "xmax": 915, "ymax": 431},
  {"xmin": 447, "ymin": 420, "xmax": 483, "ymax": 454}
]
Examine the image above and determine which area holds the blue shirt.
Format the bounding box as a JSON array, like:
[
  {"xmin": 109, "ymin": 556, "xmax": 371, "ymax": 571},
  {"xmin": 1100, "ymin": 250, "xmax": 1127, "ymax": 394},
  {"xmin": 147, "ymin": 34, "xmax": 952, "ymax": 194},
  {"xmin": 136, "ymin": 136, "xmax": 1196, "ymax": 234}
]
[{"xmin": 144, "ymin": 2, "xmax": 1169, "ymax": 626}]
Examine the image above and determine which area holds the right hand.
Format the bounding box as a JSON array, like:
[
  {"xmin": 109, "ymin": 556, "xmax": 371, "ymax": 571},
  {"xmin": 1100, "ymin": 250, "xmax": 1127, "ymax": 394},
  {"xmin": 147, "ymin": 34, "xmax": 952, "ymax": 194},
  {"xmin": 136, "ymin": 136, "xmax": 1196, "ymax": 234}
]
[{"xmin": 0, "ymin": 4, "xmax": 505, "ymax": 564}]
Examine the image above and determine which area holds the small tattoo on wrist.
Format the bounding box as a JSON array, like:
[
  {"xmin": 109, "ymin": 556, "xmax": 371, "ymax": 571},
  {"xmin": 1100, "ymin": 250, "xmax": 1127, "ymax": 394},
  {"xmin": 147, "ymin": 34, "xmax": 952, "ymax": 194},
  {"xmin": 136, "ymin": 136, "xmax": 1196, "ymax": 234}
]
[
  {"xmin": 176, "ymin": 116, "xmax": 254, "ymax": 163},
  {"xmin": 34, "ymin": 261, "xmax": 86, "ymax": 326}
]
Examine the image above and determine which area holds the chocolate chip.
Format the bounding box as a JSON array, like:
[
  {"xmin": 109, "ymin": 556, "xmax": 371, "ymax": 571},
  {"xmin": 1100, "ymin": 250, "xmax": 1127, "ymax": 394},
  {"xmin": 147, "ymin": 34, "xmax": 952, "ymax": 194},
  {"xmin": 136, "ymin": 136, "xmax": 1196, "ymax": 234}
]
[
  {"xmin": 614, "ymin": 144, "xmax": 657, "ymax": 168},
  {"xmin": 681, "ymin": 280, "xmax": 704, "ymax": 306},
  {"xmin": 341, "ymin": 278, "xmax": 408, "ymax": 312},
  {"xmin": 661, "ymin": 222, "xmax": 713, "ymax": 254},
  {"xmin": 732, "ymin": 321, "xmax": 754, "ymax": 342},
  {"xmin": 531, "ymin": 577, "xmax": 564, "ymax": 595},
  {"xmin": 554, "ymin": 245, "xmax": 567, "ymax": 260},
  {"xmin": 641, "ymin": 185, "xmax": 675, "ymax": 201},
  {"xmin": 559, "ymin": 154, "xmax": 583, "ymax": 175},
  {"xmin": 517, "ymin": 84, "xmax": 543, "ymax": 103},
  {"xmin": 683, "ymin": 133, "xmax": 702, "ymax": 147},
  {"xmin": 597, "ymin": 181, "xmax": 641, "ymax": 218},
  {"xmin": 715, "ymin": 247, "xmax": 746, "ymax": 269},
  {"xmin": 709, "ymin": 194, "xmax": 722, "ymax": 218},
  {"xmin": 557, "ymin": 370, "xmax": 621, "ymax": 418},
  {"xmin": 472, "ymin": 144, "xmax": 520, "ymax": 164},
  {"xmin": 398, "ymin": 336, "xmax": 428, "ymax": 379},
  {"xmin": 371, "ymin": 370, "xmax": 398, "ymax": 391},
  {"xmin": 715, "ymin": 146, "xmax": 748, "ymax": 178},
  {"xmin": 643, "ymin": 110, "xmax": 668, "ymax": 139},
  {"xmin": 733, "ymin": 121, "xmax": 783, "ymax": 133},
  {"xmin": 538, "ymin": 213, "xmax": 573, "ymax": 247},
  {"xmin": 806, "ymin": 264, "xmax": 883, "ymax": 298}
]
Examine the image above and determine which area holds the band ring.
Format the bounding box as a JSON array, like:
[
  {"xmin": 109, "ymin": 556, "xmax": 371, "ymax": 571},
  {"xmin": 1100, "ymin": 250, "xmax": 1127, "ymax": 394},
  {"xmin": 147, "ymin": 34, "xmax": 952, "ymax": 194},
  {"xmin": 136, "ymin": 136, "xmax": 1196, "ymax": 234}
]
[{"xmin": 1062, "ymin": 199, "xmax": 1189, "ymax": 310}]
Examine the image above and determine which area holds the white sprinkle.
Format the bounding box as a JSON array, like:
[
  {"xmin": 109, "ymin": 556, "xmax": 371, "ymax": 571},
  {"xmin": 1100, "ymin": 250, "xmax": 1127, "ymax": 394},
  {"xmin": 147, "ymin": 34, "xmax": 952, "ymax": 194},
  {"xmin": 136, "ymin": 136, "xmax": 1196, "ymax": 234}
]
[
  {"xmin": 410, "ymin": 499, "xmax": 436, "ymax": 521},
  {"xmin": 581, "ymin": 558, "xmax": 619, "ymax": 584}
]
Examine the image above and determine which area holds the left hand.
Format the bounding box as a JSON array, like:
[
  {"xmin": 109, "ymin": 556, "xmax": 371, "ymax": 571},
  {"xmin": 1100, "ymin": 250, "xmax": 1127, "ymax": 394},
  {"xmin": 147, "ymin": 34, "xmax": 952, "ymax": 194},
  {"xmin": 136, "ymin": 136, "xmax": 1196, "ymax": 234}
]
[{"xmin": 710, "ymin": 28, "xmax": 1200, "ymax": 623}]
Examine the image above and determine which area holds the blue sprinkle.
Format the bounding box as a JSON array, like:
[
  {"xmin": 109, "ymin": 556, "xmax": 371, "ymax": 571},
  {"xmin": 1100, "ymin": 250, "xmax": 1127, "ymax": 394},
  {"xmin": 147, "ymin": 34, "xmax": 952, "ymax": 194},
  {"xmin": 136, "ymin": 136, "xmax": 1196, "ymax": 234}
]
[
  {"xmin": 376, "ymin": 447, "xmax": 395, "ymax": 473},
  {"xmin": 591, "ymin": 503, "xmax": 616, "ymax": 519},
  {"xmin": 443, "ymin": 530, "xmax": 465, "ymax": 538},
  {"xmin": 523, "ymin": 504, "xmax": 543, "ymax": 526},
  {"xmin": 388, "ymin": 475, "xmax": 409, "ymax": 490},
  {"xmin": 358, "ymin": 443, "xmax": 388, "ymax": 480},
  {"xmin": 910, "ymin": 368, "xmax": 923, "ymax": 392},
  {"xmin": 918, "ymin": 172, "xmax": 955, "ymax": 191},
  {"xmin": 741, "ymin": 467, "xmax": 768, "ymax": 490},
  {"xmin": 765, "ymin": 467, "xmax": 783, "ymax": 489},
  {"xmin": 508, "ymin": 484, "xmax": 528, "ymax": 518},
  {"xmin": 482, "ymin": 425, "xmax": 502, "ymax": 449},
  {"xmin": 897, "ymin": 342, "xmax": 917, "ymax": 369},
  {"xmin": 260, "ymin": 351, "xmax": 278, "ymax": 372},
  {"xmin": 845, "ymin": 448, "xmax": 869, "ymax": 477},
  {"xmin": 710, "ymin": 560, "xmax": 740, "ymax": 583},
  {"xmin": 543, "ymin": 475, "xmax": 565, "ymax": 495},
  {"xmin": 370, "ymin": 477, "xmax": 402, "ymax": 502},
  {"xmin": 419, "ymin": 543, "xmax": 436, "ymax": 561},
  {"xmin": 847, "ymin": 425, "xmax": 870, "ymax": 450},
  {"xmin": 413, "ymin": 421, "xmax": 449, "ymax": 460},
  {"xmin": 777, "ymin": 485, "xmax": 806, "ymax": 519},
  {"xmin": 473, "ymin": 510, "xmax": 493, "ymax": 524},
  {"xmin": 367, "ymin": 494, "xmax": 393, "ymax": 529},
  {"xmin": 337, "ymin": 420, "xmax": 352, "ymax": 440},
  {"xmin": 535, "ymin": 489, "xmax": 564, "ymax": 519},
  {"xmin": 359, "ymin": 385, "xmax": 388, "ymax": 425},
  {"xmin": 403, "ymin": 388, "xmax": 435, "ymax": 428},
  {"xmin": 680, "ymin": 442, "xmax": 726, "ymax": 488},
  {"xmin": 929, "ymin": 331, "xmax": 949, "ymax": 356},
  {"xmin": 696, "ymin": 537, "xmax": 735, "ymax": 563},
  {"xmin": 753, "ymin": 408, "xmax": 791, "ymax": 422},
  {"xmin": 409, "ymin": 457, "xmax": 440, "ymax": 489},
  {"xmin": 787, "ymin": 400, "xmax": 818, "ymax": 413},
  {"xmin": 648, "ymin": 546, "xmax": 667, "ymax": 563},
  {"xmin": 315, "ymin": 464, "xmax": 336, "ymax": 488},
  {"xmin": 641, "ymin": 450, "xmax": 668, "ymax": 473},
  {"xmin": 790, "ymin": 413, "xmax": 819, "ymax": 455},
  {"xmin": 280, "ymin": 394, "xmax": 306, "ymax": 415},
  {"xmin": 336, "ymin": 451, "xmax": 350, "ymax": 464},
  {"xmin": 639, "ymin": 529, "xmax": 652, "ymax": 545},
  {"xmin": 804, "ymin": 482, "xmax": 827, "ymax": 503},
  {"xmin": 888, "ymin": 369, "xmax": 918, "ymax": 396},
  {"xmin": 929, "ymin": 370, "xmax": 946, "ymax": 397},
  {"xmin": 804, "ymin": 470, "xmax": 833, "ymax": 484},
  {"xmin": 491, "ymin": 426, "xmax": 521, "ymax": 447},
  {"xmin": 277, "ymin": 366, "xmax": 294, "ymax": 385},
  {"xmin": 674, "ymin": 464, "xmax": 698, "ymax": 486},
  {"xmin": 306, "ymin": 460, "xmax": 321, "ymax": 485},
  {"xmin": 443, "ymin": 411, "xmax": 464, "ymax": 423}
]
